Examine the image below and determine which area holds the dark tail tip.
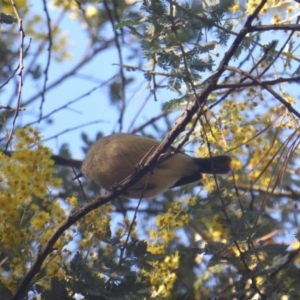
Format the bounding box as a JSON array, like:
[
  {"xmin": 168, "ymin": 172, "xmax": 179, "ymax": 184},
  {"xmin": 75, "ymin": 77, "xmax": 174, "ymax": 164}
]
[{"xmin": 198, "ymin": 155, "xmax": 232, "ymax": 174}]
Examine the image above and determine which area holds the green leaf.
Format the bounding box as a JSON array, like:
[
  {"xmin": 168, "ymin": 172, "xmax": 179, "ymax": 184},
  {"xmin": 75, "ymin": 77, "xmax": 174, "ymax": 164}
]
[
  {"xmin": 162, "ymin": 95, "xmax": 190, "ymax": 112},
  {"xmin": 0, "ymin": 12, "xmax": 16, "ymax": 25}
]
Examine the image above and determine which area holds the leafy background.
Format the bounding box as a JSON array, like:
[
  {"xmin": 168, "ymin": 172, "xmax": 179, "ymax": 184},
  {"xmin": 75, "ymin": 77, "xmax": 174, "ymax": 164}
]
[{"xmin": 1, "ymin": 0, "xmax": 300, "ymax": 299}]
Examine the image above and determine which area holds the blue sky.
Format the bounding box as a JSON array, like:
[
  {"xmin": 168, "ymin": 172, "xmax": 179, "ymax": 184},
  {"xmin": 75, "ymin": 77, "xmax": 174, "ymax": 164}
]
[
  {"xmin": 2, "ymin": 0, "xmax": 176, "ymax": 159},
  {"xmin": 2, "ymin": 0, "xmax": 300, "ymax": 278},
  {"xmin": 4, "ymin": 0, "xmax": 300, "ymax": 161}
]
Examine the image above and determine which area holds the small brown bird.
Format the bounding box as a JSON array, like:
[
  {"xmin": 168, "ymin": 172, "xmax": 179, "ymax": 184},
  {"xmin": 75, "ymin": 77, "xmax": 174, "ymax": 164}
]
[{"xmin": 80, "ymin": 133, "xmax": 231, "ymax": 199}]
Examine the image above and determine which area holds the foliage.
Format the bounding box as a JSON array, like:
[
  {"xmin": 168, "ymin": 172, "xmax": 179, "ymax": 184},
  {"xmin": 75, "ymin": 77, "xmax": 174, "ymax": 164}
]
[{"xmin": 1, "ymin": 0, "xmax": 300, "ymax": 300}]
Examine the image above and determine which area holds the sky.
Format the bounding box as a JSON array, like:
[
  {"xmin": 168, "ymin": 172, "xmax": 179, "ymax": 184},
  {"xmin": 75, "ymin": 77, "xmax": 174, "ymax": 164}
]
[
  {"xmin": 2, "ymin": 1, "xmax": 300, "ymax": 289},
  {"xmin": 2, "ymin": 0, "xmax": 177, "ymax": 159},
  {"xmin": 4, "ymin": 0, "xmax": 300, "ymax": 161}
]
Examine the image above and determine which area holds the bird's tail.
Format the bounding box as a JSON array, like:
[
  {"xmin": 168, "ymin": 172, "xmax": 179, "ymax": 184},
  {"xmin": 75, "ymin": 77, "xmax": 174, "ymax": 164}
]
[{"xmin": 197, "ymin": 155, "xmax": 232, "ymax": 174}]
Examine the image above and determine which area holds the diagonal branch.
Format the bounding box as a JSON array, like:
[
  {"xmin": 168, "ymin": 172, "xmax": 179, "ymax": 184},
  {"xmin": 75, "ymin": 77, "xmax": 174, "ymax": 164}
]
[
  {"xmin": 248, "ymin": 24, "xmax": 300, "ymax": 32},
  {"xmin": 38, "ymin": 0, "xmax": 53, "ymax": 120},
  {"xmin": 8, "ymin": 1, "xmax": 268, "ymax": 299},
  {"xmin": 6, "ymin": 0, "xmax": 26, "ymax": 151},
  {"xmin": 215, "ymin": 75, "xmax": 300, "ymax": 89},
  {"xmin": 225, "ymin": 65, "xmax": 300, "ymax": 120}
]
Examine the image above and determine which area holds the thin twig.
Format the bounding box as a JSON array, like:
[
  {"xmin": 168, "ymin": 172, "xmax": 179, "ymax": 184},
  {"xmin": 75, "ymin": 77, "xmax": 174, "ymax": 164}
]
[
  {"xmin": 9, "ymin": 1, "xmax": 269, "ymax": 298},
  {"xmin": 0, "ymin": 105, "xmax": 25, "ymax": 111},
  {"xmin": 215, "ymin": 75, "xmax": 300, "ymax": 89},
  {"xmin": 21, "ymin": 40, "xmax": 115, "ymax": 108},
  {"xmin": 249, "ymin": 23, "xmax": 300, "ymax": 32},
  {"xmin": 5, "ymin": 0, "xmax": 26, "ymax": 151},
  {"xmin": 42, "ymin": 120, "xmax": 105, "ymax": 143},
  {"xmin": 103, "ymin": 0, "xmax": 126, "ymax": 132},
  {"xmin": 39, "ymin": 0, "xmax": 53, "ymax": 120},
  {"xmin": 225, "ymin": 66, "xmax": 300, "ymax": 120},
  {"xmin": 26, "ymin": 75, "xmax": 116, "ymax": 127}
]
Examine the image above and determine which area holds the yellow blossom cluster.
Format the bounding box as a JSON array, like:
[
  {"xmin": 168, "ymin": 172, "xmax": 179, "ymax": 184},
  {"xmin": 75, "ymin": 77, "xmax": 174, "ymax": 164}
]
[
  {"xmin": 0, "ymin": 127, "xmax": 67, "ymax": 292},
  {"xmin": 77, "ymin": 204, "xmax": 113, "ymax": 265},
  {"xmin": 246, "ymin": 0, "xmax": 298, "ymax": 20},
  {"xmin": 142, "ymin": 251, "xmax": 180, "ymax": 298},
  {"xmin": 0, "ymin": 128, "xmax": 115, "ymax": 292},
  {"xmin": 143, "ymin": 199, "xmax": 192, "ymax": 296},
  {"xmin": 210, "ymin": 214, "xmax": 230, "ymax": 241},
  {"xmin": 229, "ymin": 1, "xmax": 241, "ymax": 14},
  {"xmin": 148, "ymin": 201, "xmax": 189, "ymax": 255},
  {"xmin": 197, "ymin": 98, "xmax": 296, "ymax": 192},
  {"xmin": 1, "ymin": 0, "xmax": 28, "ymax": 14},
  {"xmin": 51, "ymin": 0, "xmax": 100, "ymax": 23},
  {"xmin": 187, "ymin": 96, "xmax": 299, "ymax": 245}
]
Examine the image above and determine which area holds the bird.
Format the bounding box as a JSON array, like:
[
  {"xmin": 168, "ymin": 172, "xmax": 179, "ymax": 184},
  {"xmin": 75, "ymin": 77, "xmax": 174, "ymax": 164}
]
[{"xmin": 79, "ymin": 133, "xmax": 231, "ymax": 199}]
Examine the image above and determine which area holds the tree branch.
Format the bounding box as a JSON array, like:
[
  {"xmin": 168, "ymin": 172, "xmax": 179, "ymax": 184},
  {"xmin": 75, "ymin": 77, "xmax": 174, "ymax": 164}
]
[{"xmin": 8, "ymin": 1, "xmax": 269, "ymax": 298}]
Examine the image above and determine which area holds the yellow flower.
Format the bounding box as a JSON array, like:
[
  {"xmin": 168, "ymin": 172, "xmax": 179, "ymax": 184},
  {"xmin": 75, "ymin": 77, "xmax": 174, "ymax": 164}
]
[
  {"xmin": 51, "ymin": 201, "xmax": 66, "ymax": 221},
  {"xmin": 231, "ymin": 158, "xmax": 243, "ymax": 171},
  {"xmin": 229, "ymin": 1, "xmax": 241, "ymax": 14},
  {"xmin": 66, "ymin": 196, "xmax": 78, "ymax": 206},
  {"xmin": 31, "ymin": 211, "xmax": 50, "ymax": 230},
  {"xmin": 85, "ymin": 5, "xmax": 98, "ymax": 18},
  {"xmin": 272, "ymin": 12, "xmax": 281, "ymax": 24}
]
